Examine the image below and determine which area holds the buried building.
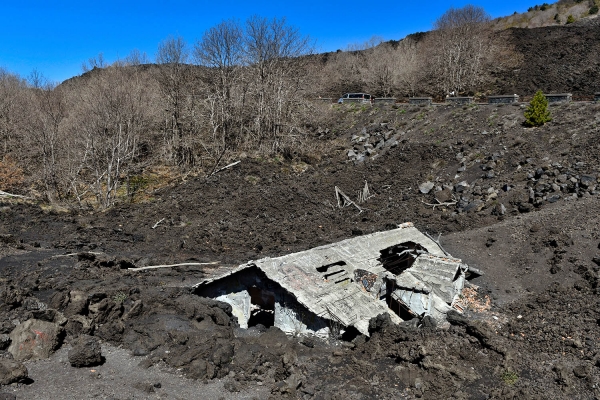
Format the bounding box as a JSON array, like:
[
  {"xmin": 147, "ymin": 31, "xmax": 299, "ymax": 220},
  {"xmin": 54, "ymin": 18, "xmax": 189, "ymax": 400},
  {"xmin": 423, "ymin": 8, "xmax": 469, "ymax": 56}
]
[{"xmin": 193, "ymin": 223, "xmax": 477, "ymax": 338}]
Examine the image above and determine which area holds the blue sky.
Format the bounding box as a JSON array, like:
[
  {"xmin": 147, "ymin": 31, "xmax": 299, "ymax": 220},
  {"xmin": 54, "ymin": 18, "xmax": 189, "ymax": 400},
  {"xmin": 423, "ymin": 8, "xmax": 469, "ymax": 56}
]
[{"xmin": 1, "ymin": 1, "xmax": 536, "ymax": 83}]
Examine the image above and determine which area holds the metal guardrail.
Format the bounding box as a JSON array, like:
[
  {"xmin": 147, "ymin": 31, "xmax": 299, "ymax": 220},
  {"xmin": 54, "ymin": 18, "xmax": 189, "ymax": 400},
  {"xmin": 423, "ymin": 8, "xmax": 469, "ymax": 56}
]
[
  {"xmin": 315, "ymin": 92, "xmax": 600, "ymax": 105},
  {"xmin": 545, "ymin": 93, "xmax": 572, "ymax": 103}
]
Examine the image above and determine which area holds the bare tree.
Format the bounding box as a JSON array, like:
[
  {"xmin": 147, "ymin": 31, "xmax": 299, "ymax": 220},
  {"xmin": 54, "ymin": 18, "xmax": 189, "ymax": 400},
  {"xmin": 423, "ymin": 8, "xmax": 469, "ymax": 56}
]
[
  {"xmin": 155, "ymin": 35, "xmax": 195, "ymax": 165},
  {"xmin": 391, "ymin": 38, "xmax": 422, "ymax": 97},
  {"xmin": 124, "ymin": 49, "xmax": 149, "ymax": 66},
  {"xmin": 27, "ymin": 69, "xmax": 46, "ymax": 89},
  {"xmin": 319, "ymin": 50, "xmax": 367, "ymax": 96},
  {"xmin": 364, "ymin": 44, "xmax": 396, "ymax": 97},
  {"xmin": 28, "ymin": 81, "xmax": 68, "ymax": 200},
  {"xmin": 0, "ymin": 69, "xmax": 28, "ymax": 157},
  {"xmin": 426, "ymin": 5, "xmax": 493, "ymax": 95},
  {"xmin": 346, "ymin": 35, "xmax": 384, "ymax": 52},
  {"xmin": 194, "ymin": 19, "xmax": 245, "ymax": 155},
  {"xmin": 81, "ymin": 53, "xmax": 107, "ymax": 73},
  {"xmin": 244, "ymin": 16, "xmax": 313, "ymax": 149}
]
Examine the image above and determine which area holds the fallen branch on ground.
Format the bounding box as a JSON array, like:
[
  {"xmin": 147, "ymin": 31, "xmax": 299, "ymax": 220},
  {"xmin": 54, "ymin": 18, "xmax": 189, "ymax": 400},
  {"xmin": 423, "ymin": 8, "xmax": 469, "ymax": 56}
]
[
  {"xmin": 129, "ymin": 262, "xmax": 219, "ymax": 271},
  {"xmin": 0, "ymin": 190, "xmax": 30, "ymax": 199},
  {"xmin": 207, "ymin": 160, "xmax": 240, "ymax": 178},
  {"xmin": 420, "ymin": 194, "xmax": 457, "ymax": 210},
  {"xmin": 52, "ymin": 251, "xmax": 104, "ymax": 258},
  {"xmin": 420, "ymin": 199, "xmax": 457, "ymax": 209},
  {"xmin": 152, "ymin": 218, "xmax": 165, "ymax": 229}
]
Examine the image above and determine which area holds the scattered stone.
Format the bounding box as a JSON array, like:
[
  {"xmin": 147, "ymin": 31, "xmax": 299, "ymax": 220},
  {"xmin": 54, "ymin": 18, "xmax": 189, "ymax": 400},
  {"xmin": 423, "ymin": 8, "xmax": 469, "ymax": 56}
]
[
  {"xmin": 455, "ymin": 181, "xmax": 470, "ymax": 193},
  {"xmin": 138, "ymin": 359, "xmax": 154, "ymax": 369},
  {"xmin": 547, "ymin": 195, "xmax": 561, "ymax": 203},
  {"xmin": 30, "ymin": 308, "xmax": 58, "ymax": 322},
  {"xmin": 133, "ymin": 382, "xmax": 155, "ymax": 393},
  {"xmin": 529, "ymin": 224, "xmax": 541, "ymax": 233},
  {"xmin": 0, "ymin": 359, "xmax": 28, "ymax": 385},
  {"xmin": 122, "ymin": 300, "xmax": 143, "ymax": 321},
  {"xmin": 464, "ymin": 200, "xmax": 484, "ymax": 213},
  {"xmin": 419, "ymin": 182, "xmax": 435, "ymax": 194},
  {"xmin": 65, "ymin": 315, "xmax": 93, "ymax": 336},
  {"xmin": 224, "ymin": 380, "xmax": 240, "ymax": 392},
  {"xmin": 64, "ymin": 290, "xmax": 89, "ymax": 317},
  {"xmin": 492, "ymin": 203, "xmax": 507, "ymax": 216},
  {"xmin": 579, "ymin": 175, "xmax": 596, "ymax": 189},
  {"xmin": 299, "ymin": 336, "xmax": 315, "ymax": 348},
  {"xmin": 0, "ymin": 334, "xmax": 10, "ymax": 350},
  {"xmin": 554, "ymin": 363, "xmax": 573, "ymax": 387},
  {"xmin": 435, "ymin": 189, "xmax": 453, "ymax": 203},
  {"xmin": 68, "ymin": 335, "xmax": 103, "ymax": 367},
  {"xmin": 573, "ymin": 365, "xmax": 589, "ymax": 379},
  {"xmin": 8, "ymin": 319, "xmax": 64, "ymax": 361},
  {"xmin": 518, "ymin": 203, "xmax": 532, "ymax": 213},
  {"xmin": 23, "ymin": 297, "xmax": 47, "ymax": 311}
]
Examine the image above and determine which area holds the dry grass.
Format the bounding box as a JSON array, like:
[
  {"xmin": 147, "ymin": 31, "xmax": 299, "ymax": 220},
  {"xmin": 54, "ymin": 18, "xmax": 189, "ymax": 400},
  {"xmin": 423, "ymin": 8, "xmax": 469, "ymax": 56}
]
[{"xmin": 0, "ymin": 156, "xmax": 25, "ymax": 191}]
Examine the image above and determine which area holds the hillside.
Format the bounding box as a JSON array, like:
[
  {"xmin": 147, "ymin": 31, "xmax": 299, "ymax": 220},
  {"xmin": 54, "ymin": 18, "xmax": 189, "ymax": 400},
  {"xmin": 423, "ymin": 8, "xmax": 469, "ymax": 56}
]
[
  {"xmin": 493, "ymin": 17, "xmax": 600, "ymax": 97},
  {"xmin": 492, "ymin": 0, "xmax": 600, "ymax": 29},
  {"xmin": 2, "ymin": 99, "xmax": 600, "ymax": 399}
]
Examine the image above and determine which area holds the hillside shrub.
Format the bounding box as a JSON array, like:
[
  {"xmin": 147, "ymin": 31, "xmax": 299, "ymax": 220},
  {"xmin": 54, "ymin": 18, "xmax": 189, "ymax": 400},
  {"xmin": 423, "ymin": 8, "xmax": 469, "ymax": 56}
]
[
  {"xmin": 566, "ymin": 15, "xmax": 575, "ymax": 23},
  {"xmin": 590, "ymin": 5, "xmax": 599, "ymax": 14},
  {"xmin": 524, "ymin": 90, "xmax": 552, "ymax": 127}
]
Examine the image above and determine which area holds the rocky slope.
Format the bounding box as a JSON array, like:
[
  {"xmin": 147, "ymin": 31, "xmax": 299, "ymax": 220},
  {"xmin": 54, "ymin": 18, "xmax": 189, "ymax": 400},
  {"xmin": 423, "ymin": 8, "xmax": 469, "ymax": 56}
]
[{"xmin": 1, "ymin": 100, "xmax": 600, "ymax": 399}]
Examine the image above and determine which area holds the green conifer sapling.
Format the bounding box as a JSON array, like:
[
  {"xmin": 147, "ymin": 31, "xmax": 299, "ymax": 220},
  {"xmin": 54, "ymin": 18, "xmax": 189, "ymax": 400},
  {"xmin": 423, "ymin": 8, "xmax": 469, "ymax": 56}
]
[{"xmin": 524, "ymin": 90, "xmax": 552, "ymax": 127}]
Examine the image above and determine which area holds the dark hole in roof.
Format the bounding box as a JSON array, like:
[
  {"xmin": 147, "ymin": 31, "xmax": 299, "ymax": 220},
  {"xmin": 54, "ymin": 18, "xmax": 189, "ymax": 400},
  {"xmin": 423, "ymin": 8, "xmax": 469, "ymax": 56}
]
[{"xmin": 378, "ymin": 242, "xmax": 427, "ymax": 275}]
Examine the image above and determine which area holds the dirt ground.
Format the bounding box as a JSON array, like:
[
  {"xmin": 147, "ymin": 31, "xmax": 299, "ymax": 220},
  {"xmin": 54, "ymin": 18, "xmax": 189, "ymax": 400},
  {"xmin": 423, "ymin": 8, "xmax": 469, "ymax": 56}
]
[{"xmin": 2, "ymin": 99, "xmax": 600, "ymax": 399}]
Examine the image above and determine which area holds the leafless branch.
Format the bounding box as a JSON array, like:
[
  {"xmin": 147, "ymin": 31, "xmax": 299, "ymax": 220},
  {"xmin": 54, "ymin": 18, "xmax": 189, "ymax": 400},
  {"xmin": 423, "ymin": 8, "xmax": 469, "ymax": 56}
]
[
  {"xmin": 207, "ymin": 160, "xmax": 240, "ymax": 178},
  {"xmin": 0, "ymin": 190, "xmax": 30, "ymax": 199},
  {"xmin": 129, "ymin": 261, "xmax": 219, "ymax": 271},
  {"xmin": 420, "ymin": 194, "xmax": 458, "ymax": 209},
  {"xmin": 357, "ymin": 181, "xmax": 374, "ymax": 204},
  {"xmin": 152, "ymin": 218, "xmax": 165, "ymax": 229},
  {"xmin": 335, "ymin": 186, "xmax": 363, "ymax": 213},
  {"xmin": 424, "ymin": 232, "xmax": 450, "ymax": 256}
]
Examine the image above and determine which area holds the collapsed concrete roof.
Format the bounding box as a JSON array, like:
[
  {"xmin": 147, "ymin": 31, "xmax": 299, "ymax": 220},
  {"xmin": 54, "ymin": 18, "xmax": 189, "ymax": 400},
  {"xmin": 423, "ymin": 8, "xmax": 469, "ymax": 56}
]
[{"xmin": 193, "ymin": 223, "xmax": 470, "ymax": 337}]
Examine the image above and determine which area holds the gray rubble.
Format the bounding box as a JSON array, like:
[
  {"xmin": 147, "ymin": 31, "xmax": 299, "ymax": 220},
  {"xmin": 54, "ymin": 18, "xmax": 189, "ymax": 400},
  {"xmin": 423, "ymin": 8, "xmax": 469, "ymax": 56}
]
[{"xmin": 346, "ymin": 123, "xmax": 402, "ymax": 162}]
